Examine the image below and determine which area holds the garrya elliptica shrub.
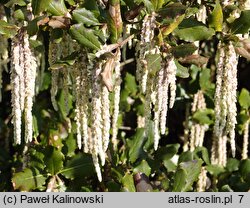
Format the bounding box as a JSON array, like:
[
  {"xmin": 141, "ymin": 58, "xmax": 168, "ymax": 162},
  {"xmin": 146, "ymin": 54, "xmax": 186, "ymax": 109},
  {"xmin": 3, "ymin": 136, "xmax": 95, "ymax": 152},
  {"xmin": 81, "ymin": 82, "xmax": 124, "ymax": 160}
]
[{"xmin": 0, "ymin": 0, "xmax": 250, "ymax": 192}]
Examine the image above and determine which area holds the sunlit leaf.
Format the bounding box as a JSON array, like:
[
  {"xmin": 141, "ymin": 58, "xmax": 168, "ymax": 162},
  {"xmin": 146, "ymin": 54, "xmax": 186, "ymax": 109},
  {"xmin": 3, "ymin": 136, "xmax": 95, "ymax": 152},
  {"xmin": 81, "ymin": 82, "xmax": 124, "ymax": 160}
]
[
  {"xmin": 107, "ymin": 0, "xmax": 123, "ymax": 43},
  {"xmin": 5, "ymin": 0, "xmax": 26, "ymax": 7},
  {"xmin": 208, "ymin": 0, "xmax": 223, "ymax": 32},
  {"xmin": 61, "ymin": 153, "xmax": 95, "ymax": 179},
  {"xmin": 0, "ymin": 20, "xmax": 18, "ymax": 38},
  {"xmin": 239, "ymin": 88, "xmax": 250, "ymax": 109},
  {"xmin": 161, "ymin": 14, "xmax": 185, "ymax": 36},
  {"xmin": 121, "ymin": 173, "xmax": 136, "ymax": 192},
  {"xmin": 175, "ymin": 18, "xmax": 215, "ymax": 41},
  {"xmin": 173, "ymin": 160, "xmax": 202, "ymax": 191}
]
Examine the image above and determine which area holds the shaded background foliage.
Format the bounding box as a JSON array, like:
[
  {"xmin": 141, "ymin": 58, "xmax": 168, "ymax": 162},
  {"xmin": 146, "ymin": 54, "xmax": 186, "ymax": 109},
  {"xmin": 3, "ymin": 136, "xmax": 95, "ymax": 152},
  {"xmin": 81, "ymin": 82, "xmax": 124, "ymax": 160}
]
[{"xmin": 0, "ymin": 0, "xmax": 250, "ymax": 192}]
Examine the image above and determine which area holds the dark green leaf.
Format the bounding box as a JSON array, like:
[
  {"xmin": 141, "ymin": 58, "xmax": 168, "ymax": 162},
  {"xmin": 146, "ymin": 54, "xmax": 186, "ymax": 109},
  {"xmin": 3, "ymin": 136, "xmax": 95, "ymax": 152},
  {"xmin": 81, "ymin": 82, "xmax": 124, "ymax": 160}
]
[
  {"xmin": 230, "ymin": 10, "xmax": 250, "ymax": 34},
  {"xmin": 238, "ymin": 111, "xmax": 249, "ymax": 124},
  {"xmin": 239, "ymin": 159, "xmax": 250, "ymax": 181},
  {"xmin": 72, "ymin": 8, "xmax": 100, "ymax": 26},
  {"xmin": 32, "ymin": 0, "xmax": 42, "ymax": 15},
  {"xmin": 62, "ymin": 132, "xmax": 77, "ymax": 157},
  {"xmin": 58, "ymin": 89, "xmax": 73, "ymax": 117},
  {"xmin": 158, "ymin": 3, "xmax": 186, "ymax": 19},
  {"xmin": 12, "ymin": 168, "xmax": 46, "ymax": 191},
  {"xmin": 194, "ymin": 147, "xmax": 210, "ymax": 165},
  {"xmin": 47, "ymin": 0, "xmax": 68, "ymax": 16},
  {"xmin": 239, "ymin": 88, "xmax": 250, "ymax": 109},
  {"xmin": 178, "ymin": 151, "xmax": 193, "ymax": 163},
  {"xmin": 69, "ymin": 24, "xmax": 101, "ymax": 51},
  {"xmin": 226, "ymin": 158, "xmax": 239, "ymax": 172},
  {"xmin": 5, "ymin": 0, "xmax": 26, "ymax": 7},
  {"xmin": 155, "ymin": 143, "xmax": 180, "ymax": 161},
  {"xmin": 171, "ymin": 44, "xmax": 197, "ymax": 58},
  {"xmin": 0, "ymin": 20, "xmax": 18, "ymax": 38},
  {"xmin": 174, "ymin": 18, "xmax": 215, "ymax": 41},
  {"xmin": 128, "ymin": 128, "xmax": 146, "ymax": 163},
  {"xmin": 27, "ymin": 16, "xmax": 47, "ymax": 36},
  {"xmin": 29, "ymin": 148, "xmax": 45, "ymax": 171},
  {"xmin": 44, "ymin": 146, "xmax": 64, "ymax": 175},
  {"xmin": 61, "ymin": 153, "xmax": 95, "ymax": 179},
  {"xmin": 106, "ymin": 181, "xmax": 121, "ymax": 191},
  {"xmin": 175, "ymin": 60, "xmax": 189, "ymax": 78},
  {"xmin": 173, "ymin": 160, "xmax": 203, "ymax": 191}
]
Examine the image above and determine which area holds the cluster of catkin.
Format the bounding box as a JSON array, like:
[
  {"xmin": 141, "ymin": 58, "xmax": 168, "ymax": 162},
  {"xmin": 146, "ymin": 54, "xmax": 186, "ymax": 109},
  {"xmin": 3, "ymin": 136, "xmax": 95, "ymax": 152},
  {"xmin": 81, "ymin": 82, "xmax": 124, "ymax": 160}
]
[
  {"xmin": 3, "ymin": 0, "xmax": 249, "ymax": 183},
  {"xmin": 0, "ymin": 6, "xmax": 8, "ymax": 101},
  {"xmin": 49, "ymin": 32, "xmax": 121, "ymax": 181},
  {"xmin": 211, "ymin": 42, "xmax": 238, "ymax": 166},
  {"xmin": 10, "ymin": 29, "xmax": 37, "ymax": 144},
  {"xmin": 136, "ymin": 13, "xmax": 177, "ymax": 150}
]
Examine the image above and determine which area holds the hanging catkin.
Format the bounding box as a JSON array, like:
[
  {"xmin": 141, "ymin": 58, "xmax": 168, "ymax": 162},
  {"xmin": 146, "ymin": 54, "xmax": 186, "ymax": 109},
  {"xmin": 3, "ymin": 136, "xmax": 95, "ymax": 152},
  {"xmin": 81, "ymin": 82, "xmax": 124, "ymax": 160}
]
[
  {"xmin": 73, "ymin": 52, "xmax": 90, "ymax": 151},
  {"xmin": 197, "ymin": 167, "xmax": 207, "ymax": 192},
  {"xmin": 11, "ymin": 30, "xmax": 37, "ymax": 144},
  {"xmin": 111, "ymin": 50, "xmax": 121, "ymax": 150},
  {"xmin": 153, "ymin": 55, "xmax": 177, "ymax": 150},
  {"xmin": 136, "ymin": 13, "xmax": 156, "ymax": 93},
  {"xmin": 212, "ymin": 41, "xmax": 238, "ymax": 164},
  {"xmin": 0, "ymin": 6, "xmax": 8, "ymax": 102},
  {"xmin": 135, "ymin": 12, "xmax": 177, "ymax": 150},
  {"xmin": 189, "ymin": 90, "xmax": 208, "ymax": 152},
  {"xmin": 242, "ymin": 119, "xmax": 249, "ymax": 160}
]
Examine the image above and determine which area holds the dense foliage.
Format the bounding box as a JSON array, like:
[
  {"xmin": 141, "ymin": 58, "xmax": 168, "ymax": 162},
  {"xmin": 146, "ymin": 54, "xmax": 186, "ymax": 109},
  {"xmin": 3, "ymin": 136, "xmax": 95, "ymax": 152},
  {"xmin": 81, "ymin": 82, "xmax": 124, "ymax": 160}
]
[{"xmin": 0, "ymin": 0, "xmax": 250, "ymax": 192}]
